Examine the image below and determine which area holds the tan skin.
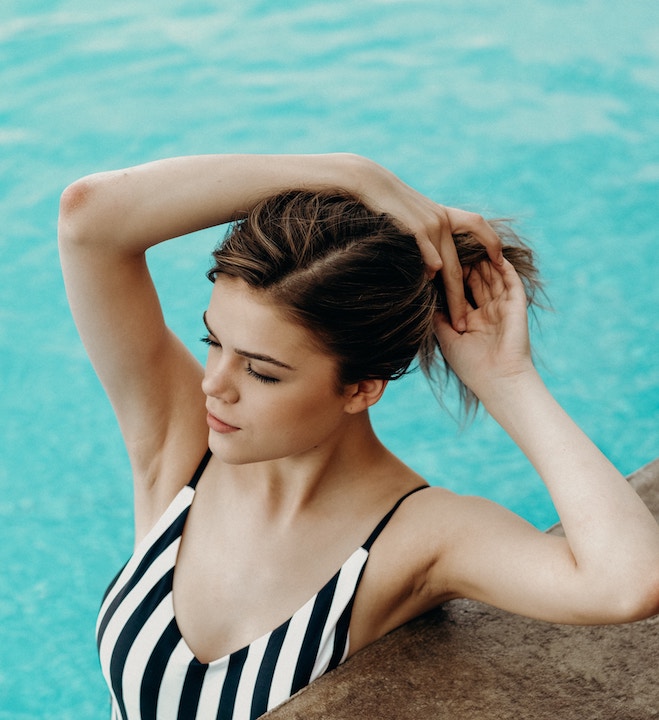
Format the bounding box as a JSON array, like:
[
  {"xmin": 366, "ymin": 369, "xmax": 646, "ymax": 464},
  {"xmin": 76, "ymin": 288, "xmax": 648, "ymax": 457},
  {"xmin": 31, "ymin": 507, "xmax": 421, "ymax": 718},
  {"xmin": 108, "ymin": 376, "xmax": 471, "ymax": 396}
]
[{"xmin": 59, "ymin": 153, "xmax": 659, "ymax": 665}]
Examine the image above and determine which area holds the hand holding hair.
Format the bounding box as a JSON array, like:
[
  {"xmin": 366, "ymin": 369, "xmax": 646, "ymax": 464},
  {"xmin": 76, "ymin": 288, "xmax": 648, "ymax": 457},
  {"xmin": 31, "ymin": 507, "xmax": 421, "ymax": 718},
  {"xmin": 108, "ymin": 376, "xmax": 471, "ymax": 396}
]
[
  {"xmin": 433, "ymin": 258, "xmax": 533, "ymax": 400},
  {"xmin": 352, "ymin": 157, "xmax": 504, "ymax": 332}
]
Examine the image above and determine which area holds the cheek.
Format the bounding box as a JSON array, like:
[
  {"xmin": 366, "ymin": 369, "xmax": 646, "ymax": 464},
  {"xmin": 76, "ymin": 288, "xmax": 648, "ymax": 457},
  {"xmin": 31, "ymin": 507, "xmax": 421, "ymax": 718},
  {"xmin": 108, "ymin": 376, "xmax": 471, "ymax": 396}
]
[
  {"xmin": 259, "ymin": 386, "xmax": 341, "ymax": 432},
  {"xmin": 262, "ymin": 397, "xmax": 315, "ymax": 431},
  {"xmin": 287, "ymin": 389, "xmax": 346, "ymax": 434}
]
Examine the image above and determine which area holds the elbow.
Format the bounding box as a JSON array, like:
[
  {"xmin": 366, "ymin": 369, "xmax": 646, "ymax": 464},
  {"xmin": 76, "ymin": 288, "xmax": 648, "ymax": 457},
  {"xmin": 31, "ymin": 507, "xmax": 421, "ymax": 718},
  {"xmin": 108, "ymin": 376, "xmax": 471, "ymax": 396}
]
[
  {"xmin": 60, "ymin": 175, "xmax": 96, "ymax": 218},
  {"xmin": 605, "ymin": 572, "xmax": 659, "ymax": 624},
  {"xmin": 58, "ymin": 174, "xmax": 109, "ymax": 250},
  {"xmin": 572, "ymin": 557, "xmax": 659, "ymax": 625},
  {"xmin": 629, "ymin": 576, "xmax": 659, "ymax": 622},
  {"xmin": 60, "ymin": 176, "xmax": 96, "ymax": 215}
]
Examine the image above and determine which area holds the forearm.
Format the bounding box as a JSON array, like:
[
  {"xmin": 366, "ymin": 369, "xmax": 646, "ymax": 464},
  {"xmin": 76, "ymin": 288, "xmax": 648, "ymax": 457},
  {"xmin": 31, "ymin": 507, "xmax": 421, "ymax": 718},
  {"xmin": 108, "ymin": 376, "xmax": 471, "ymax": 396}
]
[
  {"xmin": 482, "ymin": 369, "xmax": 659, "ymax": 612},
  {"xmin": 58, "ymin": 152, "xmax": 370, "ymax": 255}
]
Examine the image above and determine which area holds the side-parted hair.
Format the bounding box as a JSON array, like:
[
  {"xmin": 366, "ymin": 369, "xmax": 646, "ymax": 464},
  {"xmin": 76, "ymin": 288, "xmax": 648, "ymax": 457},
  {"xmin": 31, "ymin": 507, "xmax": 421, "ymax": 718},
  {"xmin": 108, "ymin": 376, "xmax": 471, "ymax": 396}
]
[{"xmin": 207, "ymin": 189, "xmax": 541, "ymax": 412}]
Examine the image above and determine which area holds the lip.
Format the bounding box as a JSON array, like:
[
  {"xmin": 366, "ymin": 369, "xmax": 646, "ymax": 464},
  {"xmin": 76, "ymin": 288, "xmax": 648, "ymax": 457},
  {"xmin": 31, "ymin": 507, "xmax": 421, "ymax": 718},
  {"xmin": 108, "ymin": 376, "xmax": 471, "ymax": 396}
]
[{"xmin": 206, "ymin": 411, "xmax": 240, "ymax": 434}]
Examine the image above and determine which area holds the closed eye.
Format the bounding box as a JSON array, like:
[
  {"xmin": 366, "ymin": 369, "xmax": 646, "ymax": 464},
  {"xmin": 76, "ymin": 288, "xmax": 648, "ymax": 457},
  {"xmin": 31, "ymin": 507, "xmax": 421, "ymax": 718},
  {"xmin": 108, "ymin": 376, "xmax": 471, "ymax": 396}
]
[
  {"xmin": 200, "ymin": 334, "xmax": 220, "ymax": 348},
  {"xmin": 202, "ymin": 335, "xmax": 278, "ymax": 384},
  {"xmin": 246, "ymin": 364, "xmax": 279, "ymax": 384}
]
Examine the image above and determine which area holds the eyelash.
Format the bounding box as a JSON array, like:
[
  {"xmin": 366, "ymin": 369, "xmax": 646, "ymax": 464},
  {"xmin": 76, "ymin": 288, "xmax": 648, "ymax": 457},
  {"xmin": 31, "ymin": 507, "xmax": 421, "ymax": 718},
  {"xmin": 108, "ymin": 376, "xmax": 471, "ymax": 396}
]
[
  {"xmin": 200, "ymin": 335, "xmax": 279, "ymax": 385},
  {"xmin": 246, "ymin": 365, "xmax": 279, "ymax": 384}
]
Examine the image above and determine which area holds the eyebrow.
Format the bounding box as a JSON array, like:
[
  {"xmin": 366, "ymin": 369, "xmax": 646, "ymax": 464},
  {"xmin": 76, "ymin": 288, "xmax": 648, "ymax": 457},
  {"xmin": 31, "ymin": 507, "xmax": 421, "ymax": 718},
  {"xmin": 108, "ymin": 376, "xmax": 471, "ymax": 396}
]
[{"xmin": 202, "ymin": 312, "xmax": 296, "ymax": 371}]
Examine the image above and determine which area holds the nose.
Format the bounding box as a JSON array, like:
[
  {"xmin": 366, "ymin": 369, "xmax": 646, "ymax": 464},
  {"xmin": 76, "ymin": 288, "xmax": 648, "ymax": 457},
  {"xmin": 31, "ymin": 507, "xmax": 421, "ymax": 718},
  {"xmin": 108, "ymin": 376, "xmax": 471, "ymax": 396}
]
[{"xmin": 201, "ymin": 356, "xmax": 239, "ymax": 404}]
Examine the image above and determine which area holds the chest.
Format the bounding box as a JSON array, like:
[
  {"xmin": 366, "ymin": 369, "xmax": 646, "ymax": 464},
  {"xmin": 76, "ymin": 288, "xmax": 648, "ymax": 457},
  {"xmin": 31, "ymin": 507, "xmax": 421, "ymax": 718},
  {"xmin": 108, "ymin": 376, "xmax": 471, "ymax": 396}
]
[
  {"xmin": 171, "ymin": 492, "xmax": 369, "ymax": 664},
  {"xmin": 96, "ymin": 487, "xmax": 372, "ymax": 719},
  {"xmin": 96, "ymin": 480, "xmax": 433, "ymax": 719}
]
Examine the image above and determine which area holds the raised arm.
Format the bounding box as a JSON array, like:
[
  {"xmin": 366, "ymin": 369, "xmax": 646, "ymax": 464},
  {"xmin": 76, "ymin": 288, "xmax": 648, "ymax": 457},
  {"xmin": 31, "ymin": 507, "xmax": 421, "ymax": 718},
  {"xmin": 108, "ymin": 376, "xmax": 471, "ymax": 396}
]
[
  {"xmin": 58, "ymin": 153, "xmax": 502, "ymax": 533},
  {"xmin": 427, "ymin": 260, "xmax": 659, "ymax": 624},
  {"xmin": 58, "ymin": 155, "xmax": 373, "ymax": 531}
]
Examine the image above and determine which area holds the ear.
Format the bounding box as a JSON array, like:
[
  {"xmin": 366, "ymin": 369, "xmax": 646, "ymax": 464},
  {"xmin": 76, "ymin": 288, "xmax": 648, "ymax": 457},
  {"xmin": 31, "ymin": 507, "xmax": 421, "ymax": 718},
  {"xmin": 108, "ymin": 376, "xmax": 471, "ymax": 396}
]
[{"xmin": 343, "ymin": 379, "xmax": 388, "ymax": 414}]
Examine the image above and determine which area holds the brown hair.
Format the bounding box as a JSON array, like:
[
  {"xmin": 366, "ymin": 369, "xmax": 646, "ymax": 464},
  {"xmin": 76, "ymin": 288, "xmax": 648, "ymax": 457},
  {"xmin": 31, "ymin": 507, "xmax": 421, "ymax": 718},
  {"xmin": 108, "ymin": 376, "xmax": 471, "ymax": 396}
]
[{"xmin": 208, "ymin": 189, "xmax": 541, "ymax": 409}]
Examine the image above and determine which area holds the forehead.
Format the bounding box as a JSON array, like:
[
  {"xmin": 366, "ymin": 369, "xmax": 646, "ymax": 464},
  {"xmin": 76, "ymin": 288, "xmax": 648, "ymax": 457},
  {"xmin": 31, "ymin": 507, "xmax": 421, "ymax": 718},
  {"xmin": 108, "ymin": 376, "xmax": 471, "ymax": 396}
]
[{"xmin": 207, "ymin": 275, "xmax": 327, "ymax": 359}]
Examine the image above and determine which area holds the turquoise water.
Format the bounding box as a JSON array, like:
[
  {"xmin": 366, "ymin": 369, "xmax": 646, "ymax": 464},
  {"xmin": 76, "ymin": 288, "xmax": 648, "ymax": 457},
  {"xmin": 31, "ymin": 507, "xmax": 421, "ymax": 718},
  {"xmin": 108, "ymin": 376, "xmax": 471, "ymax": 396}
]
[{"xmin": 2, "ymin": 1, "xmax": 658, "ymax": 717}]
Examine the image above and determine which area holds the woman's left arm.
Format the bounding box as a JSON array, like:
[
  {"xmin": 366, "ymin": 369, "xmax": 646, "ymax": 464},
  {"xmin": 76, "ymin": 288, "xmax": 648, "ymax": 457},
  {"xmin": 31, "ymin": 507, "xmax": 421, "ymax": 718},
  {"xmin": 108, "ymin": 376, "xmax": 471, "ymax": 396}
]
[{"xmin": 431, "ymin": 260, "xmax": 659, "ymax": 624}]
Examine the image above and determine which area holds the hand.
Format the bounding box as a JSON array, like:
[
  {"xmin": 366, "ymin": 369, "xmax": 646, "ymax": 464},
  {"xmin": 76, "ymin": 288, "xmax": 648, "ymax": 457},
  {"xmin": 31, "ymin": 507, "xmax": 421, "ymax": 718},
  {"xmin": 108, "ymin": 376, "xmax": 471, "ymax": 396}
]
[
  {"xmin": 355, "ymin": 158, "xmax": 503, "ymax": 331},
  {"xmin": 433, "ymin": 258, "xmax": 533, "ymax": 399}
]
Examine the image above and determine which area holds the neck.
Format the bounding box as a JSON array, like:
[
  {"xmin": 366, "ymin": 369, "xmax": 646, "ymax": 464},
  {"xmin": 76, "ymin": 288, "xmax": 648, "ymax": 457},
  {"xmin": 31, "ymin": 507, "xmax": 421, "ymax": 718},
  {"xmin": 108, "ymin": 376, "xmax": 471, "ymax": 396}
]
[{"xmin": 217, "ymin": 412, "xmax": 388, "ymax": 518}]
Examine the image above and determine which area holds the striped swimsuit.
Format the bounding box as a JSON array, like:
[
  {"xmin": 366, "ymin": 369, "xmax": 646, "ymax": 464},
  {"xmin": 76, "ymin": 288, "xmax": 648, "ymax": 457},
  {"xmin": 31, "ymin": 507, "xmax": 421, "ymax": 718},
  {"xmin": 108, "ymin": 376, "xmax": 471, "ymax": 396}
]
[{"xmin": 97, "ymin": 450, "xmax": 426, "ymax": 720}]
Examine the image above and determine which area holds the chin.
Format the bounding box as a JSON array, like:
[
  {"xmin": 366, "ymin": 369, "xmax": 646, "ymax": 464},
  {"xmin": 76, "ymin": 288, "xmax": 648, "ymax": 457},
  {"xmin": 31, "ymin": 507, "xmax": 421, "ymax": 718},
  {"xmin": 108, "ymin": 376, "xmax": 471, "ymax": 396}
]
[
  {"xmin": 207, "ymin": 434, "xmax": 267, "ymax": 466},
  {"xmin": 207, "ymin": 429, "xmax": 321, "ymax": 466}
]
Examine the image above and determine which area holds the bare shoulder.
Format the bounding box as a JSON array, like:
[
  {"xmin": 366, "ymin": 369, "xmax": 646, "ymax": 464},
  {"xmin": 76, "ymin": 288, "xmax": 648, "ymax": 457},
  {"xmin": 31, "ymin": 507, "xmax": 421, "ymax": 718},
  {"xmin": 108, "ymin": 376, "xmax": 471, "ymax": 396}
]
[
  {"xmin": 359, "ymin": 484, "xmax": 473, "ymax": 572},
  {"xmin": 387, "ymin": 488, "xmax": 544, "ymax": 583},
  {"xmin": 348, "ymin": 485, "xmax": 463, "ymax": 651},
  {"xmin": 348, "ymin": 486, "xmax": 547, "ymax": 653}
]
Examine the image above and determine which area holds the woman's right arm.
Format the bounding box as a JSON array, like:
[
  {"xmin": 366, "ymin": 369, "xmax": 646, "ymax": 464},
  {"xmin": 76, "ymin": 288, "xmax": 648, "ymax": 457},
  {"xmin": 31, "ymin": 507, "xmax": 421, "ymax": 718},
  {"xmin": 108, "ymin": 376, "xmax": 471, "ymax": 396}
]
[
  {"xmin": 58, "ymin": 155, "xmax": 384, "ymax": 529},
  {"xmin": 57, "ymin": 155, "xmax": 360, "ymax": 526},
  {"xmin": 58, "ymin": 153, "xmax": 501, "ymax": 529}
]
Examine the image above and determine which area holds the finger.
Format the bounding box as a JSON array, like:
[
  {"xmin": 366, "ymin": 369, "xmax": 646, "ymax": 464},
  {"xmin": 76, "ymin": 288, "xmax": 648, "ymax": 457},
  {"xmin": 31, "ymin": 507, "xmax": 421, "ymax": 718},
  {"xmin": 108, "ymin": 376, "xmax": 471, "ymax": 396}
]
[
  {"xmin": 496, "ymin": 259, "xmax": 526, "ymax": 298},
  {"xmin": 415, "ymin": 232, "xmax": 443, "ymax": 278},
  {"xmin": 486, "ymin": 259, "xmax": 506, "ymax": 297},
  {"xmin": 443, "ymin": 207, "xmax": 504, "ymax": 265},
  {"xmin": 437, "ymin": 223, "xmax": 469, "ymax": 332}
]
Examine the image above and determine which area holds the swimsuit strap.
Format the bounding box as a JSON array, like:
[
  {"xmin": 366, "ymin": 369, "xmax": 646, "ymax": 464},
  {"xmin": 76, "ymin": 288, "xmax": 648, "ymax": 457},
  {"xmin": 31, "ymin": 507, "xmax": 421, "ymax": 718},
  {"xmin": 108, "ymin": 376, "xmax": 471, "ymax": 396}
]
[
  {"xmin": 187, "ymin": 448, "xmax": 213, "ymax": 489},
  {"xmin": 362, "ymin": 485, "xmax": 428, "ymax": 551}
]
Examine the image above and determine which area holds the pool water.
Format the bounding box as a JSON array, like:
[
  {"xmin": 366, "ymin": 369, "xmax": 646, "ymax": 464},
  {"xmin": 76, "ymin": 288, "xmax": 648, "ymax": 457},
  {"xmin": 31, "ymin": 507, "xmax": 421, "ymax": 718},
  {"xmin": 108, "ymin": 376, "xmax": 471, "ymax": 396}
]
[{"xmin": 1, "ymin": 1, "xmax": 658, "ymax": 717}]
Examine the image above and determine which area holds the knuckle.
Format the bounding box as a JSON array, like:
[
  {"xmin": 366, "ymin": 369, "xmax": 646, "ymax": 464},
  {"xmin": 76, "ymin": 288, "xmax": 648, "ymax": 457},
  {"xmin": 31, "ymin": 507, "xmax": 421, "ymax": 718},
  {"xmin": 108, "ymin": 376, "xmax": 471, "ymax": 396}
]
[{"xmin": 469, "ymin": 213, "xmax": 488, "ymax": 230}]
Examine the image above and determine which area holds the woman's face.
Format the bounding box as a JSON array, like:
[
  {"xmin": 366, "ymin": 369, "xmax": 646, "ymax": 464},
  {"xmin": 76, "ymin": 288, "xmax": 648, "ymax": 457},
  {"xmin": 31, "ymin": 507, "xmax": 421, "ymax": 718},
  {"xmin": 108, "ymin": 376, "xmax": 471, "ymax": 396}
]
[{"xmin": 201, "ymin": 275, "xmax": 354, "ymax": 465}]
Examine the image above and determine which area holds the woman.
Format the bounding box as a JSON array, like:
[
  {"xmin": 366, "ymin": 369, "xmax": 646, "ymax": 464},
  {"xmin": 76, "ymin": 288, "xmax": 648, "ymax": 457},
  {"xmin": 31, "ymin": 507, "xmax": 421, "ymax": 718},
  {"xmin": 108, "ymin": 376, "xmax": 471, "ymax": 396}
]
[{"xmin": 58, "ymin": 153, "xmax": 659, "ymax": 720}]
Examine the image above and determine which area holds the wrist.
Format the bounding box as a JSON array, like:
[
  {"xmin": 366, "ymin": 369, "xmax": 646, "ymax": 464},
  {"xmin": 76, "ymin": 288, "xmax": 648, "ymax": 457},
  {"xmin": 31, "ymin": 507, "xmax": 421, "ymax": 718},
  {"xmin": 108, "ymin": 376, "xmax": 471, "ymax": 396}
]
[
  {"xmin": 326, "ymin": 153, "xmax": 380, "ymax": 196},
  {"xmin": 476, "ymin": 364, "xmax": 541, "ymax": 415}
]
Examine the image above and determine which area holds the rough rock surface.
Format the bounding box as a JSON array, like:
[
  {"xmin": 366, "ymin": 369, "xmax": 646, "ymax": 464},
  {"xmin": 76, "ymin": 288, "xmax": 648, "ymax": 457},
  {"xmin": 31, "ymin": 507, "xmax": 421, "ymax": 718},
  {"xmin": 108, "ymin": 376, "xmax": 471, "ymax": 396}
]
[{"xmin": 265, "ymin": 459, "xmax": 659, "ymax": 719}]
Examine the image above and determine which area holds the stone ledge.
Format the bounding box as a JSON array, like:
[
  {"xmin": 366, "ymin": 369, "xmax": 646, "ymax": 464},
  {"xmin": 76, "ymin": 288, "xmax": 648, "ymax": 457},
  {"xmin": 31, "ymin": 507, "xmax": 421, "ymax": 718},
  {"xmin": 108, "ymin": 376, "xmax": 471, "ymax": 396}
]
[{"xmin": 266, "ymin": 458, "xmax": 659, "ymax": 720}]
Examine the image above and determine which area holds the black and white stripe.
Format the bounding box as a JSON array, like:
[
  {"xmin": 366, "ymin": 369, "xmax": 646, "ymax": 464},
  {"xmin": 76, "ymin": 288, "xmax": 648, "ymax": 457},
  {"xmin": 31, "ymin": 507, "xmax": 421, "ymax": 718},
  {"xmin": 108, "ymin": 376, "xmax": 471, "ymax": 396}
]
[{"xmin": 96, "ymin": 452, "xmax": 425, "ymax": 719}]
